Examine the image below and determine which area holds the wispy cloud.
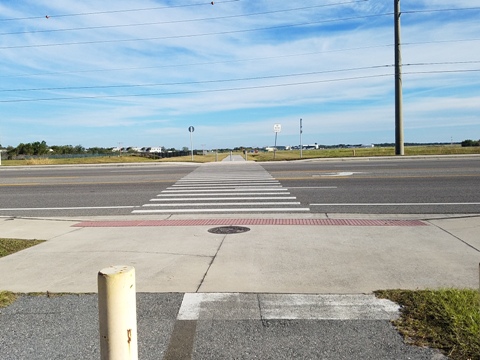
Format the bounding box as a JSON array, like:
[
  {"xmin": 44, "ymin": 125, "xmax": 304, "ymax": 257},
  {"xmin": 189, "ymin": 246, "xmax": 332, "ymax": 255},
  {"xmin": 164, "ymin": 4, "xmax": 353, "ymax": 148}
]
[{"xmin": 0, "ymin": 0, "xmax": 479, "ymax": 148}]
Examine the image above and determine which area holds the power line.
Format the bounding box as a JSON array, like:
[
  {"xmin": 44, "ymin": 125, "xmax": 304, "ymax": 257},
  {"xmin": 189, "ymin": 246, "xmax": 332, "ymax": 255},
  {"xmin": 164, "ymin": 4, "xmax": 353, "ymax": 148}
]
[
  {"xmin": 0, "ymin": 1, "xmax": 242, "ymax": 22},
  {"xmin": 1, "ymin": 68, "xmax": 478, "ymax": 103},
  {"xmin": 0, "ymin": 65, "xmax": 395, "ymax": 93},
  {"xmin": 404, "ymin": 69, "xmax": 480, "ymax": 75},
  {"xmin": 0, "ymin": 44, "xmax": 394, "ymax": 79},
  {"xmin": 0, "ymin": 74, "xmax": 394, "ymax": 103},
  {"xmin": 3, "ymin": 44, "xmax": 478, "ymax": 80},
  {"xmin": 0, "ymin": 13, "xmax": 391, "ymax": 50},
  {"xmin": 403, "ymin": 7, "xmax": 480, "ymax": 14},
  {"xmin": 403, "ymin": 38, "xmax": 480, "ymax": 46},
  {"xmin": 0, "ymin": 1, "xmax": 369, "ymax": 36},
  {"xmin": 3, "ymin": 61, "xmax": 479, "ymax": 93}
]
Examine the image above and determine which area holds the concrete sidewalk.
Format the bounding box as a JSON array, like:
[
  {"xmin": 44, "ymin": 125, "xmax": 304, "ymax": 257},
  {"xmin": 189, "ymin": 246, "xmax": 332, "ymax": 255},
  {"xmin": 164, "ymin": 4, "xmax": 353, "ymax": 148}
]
[
  {"xmin": 0, "ymin": 213, "xmax": 478, "ymax": 293},
  {"xmin": 0, "ymin": 213, "xmax": 478, "ymax": 359}
]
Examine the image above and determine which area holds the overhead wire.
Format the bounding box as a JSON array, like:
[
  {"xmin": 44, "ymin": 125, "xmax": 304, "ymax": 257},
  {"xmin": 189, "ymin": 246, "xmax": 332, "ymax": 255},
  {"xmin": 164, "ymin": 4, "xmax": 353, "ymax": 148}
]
[
  {"xmin": 0, "ymin": 0, "xmax": 243, "ymax": 21},
  {"xmin": 0, "ymin": 1, "xmax": 370, "ymax": 36},
  {"xmin": 0, "ymin": 65, "xmax": 395, "ymax": 92},
  {"xmin": 0, "ymin": 13, "xmax": 392, "ymax": 50},
  {"xmin": 1, "ymin": 67, "xmax": 478, "ymax": 103},
  {"xmin": 0, "ymin": 74, "xmax": 395, "ymax": 103},
  {"xmin": 0, "ymin": 44, "xmax": 394, "ymax": 79},
  {"xmin": 2, "ymin": 62, "xmax": 479, "ymax": 93},
  {"xmin": 0, "ymin": 1, "xmax": 478, "ymax": 103},
  {"xmin": 402, "ymin": 7, "xmax": 480, "ymax": 14}
]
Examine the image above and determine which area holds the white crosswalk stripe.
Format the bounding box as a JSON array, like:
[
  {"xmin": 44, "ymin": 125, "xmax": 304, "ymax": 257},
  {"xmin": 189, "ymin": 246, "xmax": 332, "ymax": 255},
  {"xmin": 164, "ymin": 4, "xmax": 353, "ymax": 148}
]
[{"xmin": 133, "ymin": 163, "xmax": 310, "ymax": 214}]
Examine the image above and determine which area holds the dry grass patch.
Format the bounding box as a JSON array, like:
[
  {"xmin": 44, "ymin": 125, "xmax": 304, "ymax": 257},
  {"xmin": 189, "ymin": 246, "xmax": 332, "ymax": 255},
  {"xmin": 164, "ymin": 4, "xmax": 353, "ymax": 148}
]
[{"xmin": 0, "ymin": 291, "xmax": 16, "ymax": 308}]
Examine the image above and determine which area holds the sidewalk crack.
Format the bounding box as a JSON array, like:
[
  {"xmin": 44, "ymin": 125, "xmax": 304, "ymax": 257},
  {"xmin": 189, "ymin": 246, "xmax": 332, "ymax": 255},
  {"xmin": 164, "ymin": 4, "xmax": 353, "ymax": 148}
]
[
  {"xmin": 427, "ymin": 221, "xmax": 480, "ymax": 253},
  {"xmin": 195, "ymin": 234, "xmax": 227, "ymax": 292},
  {"xmin": 257, "ymin": 294, "xmax": 268, "ymax": 327}
]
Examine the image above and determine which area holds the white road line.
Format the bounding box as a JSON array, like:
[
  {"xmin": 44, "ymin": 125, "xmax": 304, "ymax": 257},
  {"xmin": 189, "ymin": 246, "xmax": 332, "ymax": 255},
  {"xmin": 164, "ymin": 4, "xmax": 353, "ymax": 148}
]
[
  {"xmin": 310, "ymin": 202, "xmax": 480, "ymax": 206},
  {"xmin": 177, "ymin": 178, "xmax": 275, "ymax": 182},
  {"xmin": 156, "ymin": 192, "xmax": 291, "ymax": 197},
  {"xmin": 133, "ymin": 208, "xmax": 310, "ymax": 213},
  {"xmin": 172, "ymin": 183, "xmax": 280, "ymax": 187},
  {"xmin": 142, "ymin": 202, "xmax": 301, "ymax": 207},
  {"xmin": 288, "ymin": 186, "xmax": 337, "ymax": 189},
  {"xmin": 167, "ymin": 186, "xmax": 282, "ymax": 190},
  {"xmin": 150, "ymin": 197, "xmax": 298, "ymax": 201},
  {"xmin": 177, "ymin": 175, "xmax": 278, "ymax": 183},
  {"xmin": 162, "ymin": 188, "xmax": 289, "ymax": 193},
  {"xmin": 0, "ymin": 206, "xmax": 138, "ymax": 211}
]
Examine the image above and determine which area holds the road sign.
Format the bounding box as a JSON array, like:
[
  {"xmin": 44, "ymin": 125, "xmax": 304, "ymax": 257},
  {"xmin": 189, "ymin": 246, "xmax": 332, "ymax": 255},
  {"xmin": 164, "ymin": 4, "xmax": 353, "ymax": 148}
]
[
  {"xmin": 273, "ymin": 124, "xmax": 281, "ymax": 133},
  {"xmin": 188, "ymin": 126, "xmax": 195, "ymax": 133}
]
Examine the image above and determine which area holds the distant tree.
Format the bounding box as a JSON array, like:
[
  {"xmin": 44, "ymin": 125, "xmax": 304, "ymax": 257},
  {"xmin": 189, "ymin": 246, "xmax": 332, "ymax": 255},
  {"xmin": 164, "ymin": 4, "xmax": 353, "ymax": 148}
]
[
  {"xmin": 31, "ymin": 140, "xmax": 49, "ymax": 155},
  {"xmin": 17, "ymin": 143, "xmax": 34, "ymax": 155},
  {"xmin": 50, "ymin": 145, "xmax": 75, "ymax": 154},
  {"xmin": 461, "ymin": 139, "xmax": 480, "ymax": 147},
  {"xmin": 182, "ymin": 146, "xmax": 189, "ymax": 152},
  {"xmin": 74, "ymin": 145, "xmax": 86, "ymax": 153},
  {"xmin": 87, "ymin": 147, "xmax": 114, "ymax": 154}
]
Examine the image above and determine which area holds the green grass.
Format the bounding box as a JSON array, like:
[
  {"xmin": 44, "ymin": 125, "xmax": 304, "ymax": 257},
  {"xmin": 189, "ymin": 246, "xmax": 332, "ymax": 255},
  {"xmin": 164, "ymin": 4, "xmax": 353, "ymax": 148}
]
[
  {"xmin": 0, "ymin": 238, "xmax": 45, "ymax": 258},
  {"xmin": 375, "ymin": 289, "xmax": 480, "ymax": 360}
]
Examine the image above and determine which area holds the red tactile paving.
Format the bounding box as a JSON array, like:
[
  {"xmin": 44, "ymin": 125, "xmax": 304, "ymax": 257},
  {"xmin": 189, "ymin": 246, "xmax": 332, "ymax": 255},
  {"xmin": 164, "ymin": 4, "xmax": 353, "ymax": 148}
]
[{"xmin": 73, "ymin": 219, "xmax": 428, "ymax": 227}]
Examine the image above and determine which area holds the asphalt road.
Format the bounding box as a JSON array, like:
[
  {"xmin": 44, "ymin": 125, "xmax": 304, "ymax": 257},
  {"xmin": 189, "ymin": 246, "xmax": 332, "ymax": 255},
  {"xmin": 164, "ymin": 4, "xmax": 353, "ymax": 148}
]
[
  {"xmin": 0, "ymin": 157, "xmax": 479, "ymax": 216},
  {"xmin": 262, "ymin": 156, "xmax": 480, "ymax": 214}
]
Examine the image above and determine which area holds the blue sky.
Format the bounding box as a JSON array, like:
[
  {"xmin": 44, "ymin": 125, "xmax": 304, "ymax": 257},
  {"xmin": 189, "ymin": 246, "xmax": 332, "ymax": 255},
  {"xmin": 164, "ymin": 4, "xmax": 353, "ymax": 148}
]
[{"xmin": 0, "ymin": 0, "xmax": 479, "ymax": 150}]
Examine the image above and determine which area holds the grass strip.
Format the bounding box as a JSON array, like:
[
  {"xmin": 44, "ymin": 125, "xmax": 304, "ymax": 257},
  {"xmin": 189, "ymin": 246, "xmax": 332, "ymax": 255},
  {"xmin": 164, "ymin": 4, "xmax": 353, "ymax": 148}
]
[
  {"xmin": 0, "ymin": 238, "xmax": 45, "ymax": 258},
  {"xmin": 2, "ymin": 146, "xmax": 480, "ymax": 165},
  {"xmin": 375, "ymin": 289, "xmax": 480, "ymax": 360}
]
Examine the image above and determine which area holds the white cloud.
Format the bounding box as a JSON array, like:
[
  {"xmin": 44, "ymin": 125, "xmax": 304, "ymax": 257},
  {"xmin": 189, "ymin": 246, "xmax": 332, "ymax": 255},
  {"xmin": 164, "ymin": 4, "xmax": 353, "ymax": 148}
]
[{"xmin": 1, "ymin": 0, "xmax": 479, "ymax": 148}]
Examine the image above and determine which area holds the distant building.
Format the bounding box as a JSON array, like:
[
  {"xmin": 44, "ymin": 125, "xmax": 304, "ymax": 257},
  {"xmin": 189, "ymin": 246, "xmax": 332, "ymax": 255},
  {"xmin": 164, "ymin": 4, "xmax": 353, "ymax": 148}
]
[
  {"xmin": 127, "ymin": 147, "xmax": 142, "ymax": 152},
  {"xmin": 264, "ymin": 146, "xmax": 288, "ymax": 152},
  {"xmin": 144, "ymin": 146, "xmax": 164, "ymax": 153},
  {"xmin": 303, "ymin": 143, "xmax": 319, "ymax": 150}
]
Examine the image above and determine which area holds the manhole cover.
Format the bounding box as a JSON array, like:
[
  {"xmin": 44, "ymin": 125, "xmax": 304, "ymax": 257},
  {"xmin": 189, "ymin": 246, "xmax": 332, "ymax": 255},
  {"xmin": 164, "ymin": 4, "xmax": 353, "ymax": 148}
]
[{"xmin": 208, "ymin": 226, "xmax": 250, "ymax": 234}]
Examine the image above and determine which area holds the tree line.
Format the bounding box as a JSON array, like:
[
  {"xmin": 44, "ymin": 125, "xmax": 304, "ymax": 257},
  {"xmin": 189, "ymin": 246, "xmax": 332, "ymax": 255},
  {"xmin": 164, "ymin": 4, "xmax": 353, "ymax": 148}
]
[
  {"xmin": 461, "ymin": 139, "xmax": 480, "ymax": 147},
  {"xmin": 0, "ymin": 141, "xmax": 116, "ymax": 158}
]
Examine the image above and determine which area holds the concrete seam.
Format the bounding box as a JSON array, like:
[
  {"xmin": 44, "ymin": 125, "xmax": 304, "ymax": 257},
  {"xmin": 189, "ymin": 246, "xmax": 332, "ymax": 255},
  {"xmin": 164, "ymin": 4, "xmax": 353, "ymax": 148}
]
[
  {"xmin": 427, "ymin": 221, "xmax": 480, "ymax": 253},
  {"xmin": 257, "ymin": 294, "xmax": 268, "ymax": 327},
  {"xmin": 195, "ymin": 234, "xmax": 227, "ymax": 292}
]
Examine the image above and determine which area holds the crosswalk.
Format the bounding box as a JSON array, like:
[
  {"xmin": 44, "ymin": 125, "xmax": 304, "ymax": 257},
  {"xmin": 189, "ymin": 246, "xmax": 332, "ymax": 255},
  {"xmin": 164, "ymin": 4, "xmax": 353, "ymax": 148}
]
[{"xmin": 132, "ymin": 163, "xmax": 310, "ymax": 214}]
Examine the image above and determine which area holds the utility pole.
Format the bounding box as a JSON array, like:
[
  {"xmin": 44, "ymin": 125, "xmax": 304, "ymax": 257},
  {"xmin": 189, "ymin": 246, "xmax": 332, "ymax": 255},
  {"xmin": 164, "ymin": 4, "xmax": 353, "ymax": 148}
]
[{"xmin": 394, "ymin": 0, "xmax": 404, "ymax": 155}]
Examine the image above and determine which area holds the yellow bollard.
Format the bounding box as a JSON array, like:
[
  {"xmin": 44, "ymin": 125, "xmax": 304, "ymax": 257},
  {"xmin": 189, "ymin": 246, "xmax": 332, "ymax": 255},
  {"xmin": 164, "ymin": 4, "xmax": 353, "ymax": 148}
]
[{"xmin": 98, "ymin": 266, "xmax": 138, "ymax": 360}]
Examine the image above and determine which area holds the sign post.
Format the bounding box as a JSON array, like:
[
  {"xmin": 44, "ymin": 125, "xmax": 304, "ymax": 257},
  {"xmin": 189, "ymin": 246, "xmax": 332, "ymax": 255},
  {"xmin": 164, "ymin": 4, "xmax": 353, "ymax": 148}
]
[
  {"xmin": 273, "ymin": 124, "xmax": 281, "ymax": 160},
  {"xmin": 188, "ymin": 126, "xmax": 194, "ymax": 161},
  {"xmin": 300, "ymin": 118, "xmax": 303, "ymax": 159}
]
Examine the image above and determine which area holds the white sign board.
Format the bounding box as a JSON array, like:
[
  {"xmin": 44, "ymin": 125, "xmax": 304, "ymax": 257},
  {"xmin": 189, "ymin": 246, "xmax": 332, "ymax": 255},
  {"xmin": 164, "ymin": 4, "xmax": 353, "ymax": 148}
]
[{"xmin": 273, "ymin": 124, "xmax": 282, "ymax": 133}]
